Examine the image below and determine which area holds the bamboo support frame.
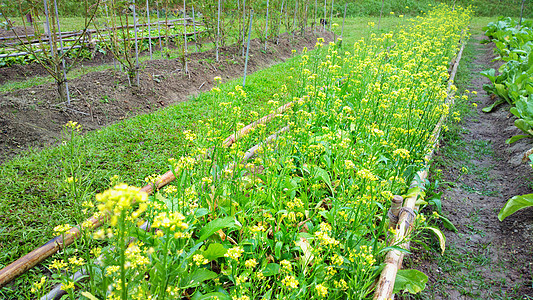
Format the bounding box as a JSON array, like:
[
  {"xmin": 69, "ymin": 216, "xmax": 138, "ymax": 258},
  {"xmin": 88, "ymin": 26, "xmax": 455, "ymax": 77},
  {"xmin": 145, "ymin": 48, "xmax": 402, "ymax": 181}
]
[
  {"xmin": 0, "ymin": 100, "xmax": 295, "ymax": 287},
  {"xmin": 373, "ymin": 39, "xmax": 466, "ymax": 300}
]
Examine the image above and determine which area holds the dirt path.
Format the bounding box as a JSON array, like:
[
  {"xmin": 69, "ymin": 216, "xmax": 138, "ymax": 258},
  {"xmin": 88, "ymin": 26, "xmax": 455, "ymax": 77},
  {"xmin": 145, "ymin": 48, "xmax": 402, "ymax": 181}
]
[{"xmin": 405, "ymin": 35, "xmax": 533, "ymax": 299}]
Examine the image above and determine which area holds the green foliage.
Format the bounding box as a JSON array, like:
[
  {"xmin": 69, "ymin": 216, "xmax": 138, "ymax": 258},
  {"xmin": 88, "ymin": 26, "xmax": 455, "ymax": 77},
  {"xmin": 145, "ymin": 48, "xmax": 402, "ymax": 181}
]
[
  {"xmin": 498, "ymin": 193, "xmax": 533, "ymax": 221},
  {"xmin": 393, "ymin": 269, "xmax": 428, "ymax": 294},
  {"xmin": 481, "ymin": 17, "xmax": 533, "ymax": 112}
]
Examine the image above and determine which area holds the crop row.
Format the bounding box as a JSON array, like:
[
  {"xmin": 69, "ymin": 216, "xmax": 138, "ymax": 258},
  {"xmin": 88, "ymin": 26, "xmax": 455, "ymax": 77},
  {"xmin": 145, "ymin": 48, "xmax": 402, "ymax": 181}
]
[{"xmin": 23, "ymin": 4, "xmax": 471, "ymax": 300}]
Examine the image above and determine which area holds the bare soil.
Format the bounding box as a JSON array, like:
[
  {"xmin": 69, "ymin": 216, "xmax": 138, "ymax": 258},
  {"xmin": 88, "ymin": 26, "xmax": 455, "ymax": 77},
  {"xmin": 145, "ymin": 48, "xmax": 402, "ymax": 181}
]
[
  {"xmin": 404, "ymin": 35, "xmax": 533, "ymax": 298},
  {"xmin": 0, "ymin": 30, "xmax": 332, "ymax": 164}
]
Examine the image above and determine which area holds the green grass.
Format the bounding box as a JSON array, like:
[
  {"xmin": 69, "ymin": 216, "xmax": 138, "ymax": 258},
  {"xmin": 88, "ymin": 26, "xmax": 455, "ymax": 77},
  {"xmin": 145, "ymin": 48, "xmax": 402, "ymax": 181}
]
[{"xmin": 0, "ymin": 17, "xmax": 403, "ymax": 298}]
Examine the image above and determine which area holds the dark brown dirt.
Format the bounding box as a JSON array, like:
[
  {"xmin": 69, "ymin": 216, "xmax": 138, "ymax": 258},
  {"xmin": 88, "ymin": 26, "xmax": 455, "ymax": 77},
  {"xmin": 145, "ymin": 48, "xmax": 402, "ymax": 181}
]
[
  {"xmin": 0, "ymin": 30, "xmax": 332, "ymax": 164},
  {"xmin": 404, "ymin": 35, "xmax": 533, "ymax": 299},
  {"xmin": 0, "ymin": 26, "xmax": 35, "ymax": 39}
]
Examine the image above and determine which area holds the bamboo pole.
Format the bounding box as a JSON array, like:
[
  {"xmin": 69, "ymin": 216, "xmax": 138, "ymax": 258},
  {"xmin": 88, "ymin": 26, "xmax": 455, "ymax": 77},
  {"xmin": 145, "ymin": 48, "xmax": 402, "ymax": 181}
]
[
  {"xmin": 341, "ymin": 3, "xmax": 346, "ymax": 39},
  {"xmin": 314, "ymin": 0, "xmax": 317, "ymax": 33},
  {"xmin": 323, "ymin": 0, "xmax": 326, "ymax": 32},
  {"xmin": 374, "ymin": 170, "xmax": 426, "ymax": 300},
  {"xmin": 264, "ymin": 0, "xmax": 270, "ymax": 51},
  {"xmin": 329, "ymin": 0, "xmax": 334, "ymax": 31},
  {"xmin": 241, "ymin": 0, "xmax": 247, "ymax": 57},
  {"xmin": 146, "ymin": 0, "xmax": 152, "ymax": 60},
  {"xmin": 192, "ymin": 5, "xmax": 198, "ymax": 53},
  {"xmin": 156, "ymin": 0, "xmax": 163, "ymax": 58},
  {"xmin": 222, "ymin": 102, "xmax": 293, "ymax": 147},
  {"xmin": 216, "ymin": 0, "xmax": 220, "ymax": 62},
  {"xmin": 132, "ymin": 0, "xmax": 140, "ymax": 86},
  {"xmin": 373, "ymin": 39, "xmax": 466, "ymax": 300},
  {"xmin": 276, "ymin": 0, "xmax": 284, "ymax": 45},
  {"xmin": 378, "ymin": 0, "xmax": 384, "ymax": 30},
  {"xmin": 53, "ymin": 0, "xmax": 70, "ymax": 105},
  {"xmin": 243, "ymin": 9, "xmax": 254, "ymax": 86},
  {"xmin": 183, "ymin": 0, "xmax": 188, "ymax": 74}
]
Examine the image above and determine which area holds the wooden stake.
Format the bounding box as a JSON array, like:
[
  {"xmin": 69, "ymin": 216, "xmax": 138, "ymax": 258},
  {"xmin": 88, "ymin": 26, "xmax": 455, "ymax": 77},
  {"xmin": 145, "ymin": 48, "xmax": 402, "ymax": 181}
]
[
  {"xmin": 146, "ymin": 0, "xmax": 152, "ymax": 60},
  {"xmin": 264, "ymin": 0, "xmax": 270, "ymax": 51},
  {"xmin": 276, "ymin": 0, "xmax": 284, "ymax": 45},
  {"xmin": 183, "ymin": 0, "xmax": 188, "ymax": 74},
  {"xmin": 192, "ymin": 5, "xmax": 198, "ymax": 53},
  {"xmin": 378, "ymin": 0, "xmax": 384, "ymax": 30},
  {"xmin": 132, "ymin": 0, "xmax": 140, "ymax": 86},
  {"xmin": 329, "ymin": 0, "xmax": 334, "ymax": 31},
  {"xmin": 156, "ymin": 0, "xmax": 163, "ymax": 58},
  {"xmin": 53, "ymin": 0, "xmax": 70, "ymax": 104},
  {"xmin": 216, "ymin": 0, "xmax": 220, "ymax": 61},
  {"xmin": 243, "ymin": 9, "xmax": 254, "ymax": 86}
]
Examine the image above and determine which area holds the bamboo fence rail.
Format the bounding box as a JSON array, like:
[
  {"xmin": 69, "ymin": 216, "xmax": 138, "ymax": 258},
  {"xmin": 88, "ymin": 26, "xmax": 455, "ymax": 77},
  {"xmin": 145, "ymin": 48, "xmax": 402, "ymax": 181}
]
[{"xmin": 373, "ymin": 39, "xmax": 466, "ymax": 300}]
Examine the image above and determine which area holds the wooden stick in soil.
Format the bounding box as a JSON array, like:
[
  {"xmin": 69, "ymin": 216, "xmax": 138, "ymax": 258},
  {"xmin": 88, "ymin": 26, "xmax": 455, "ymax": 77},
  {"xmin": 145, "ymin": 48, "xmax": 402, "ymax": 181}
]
[
  {"xmin": 314, "ymin": 0, "xmax": 317, "ymax": 33},
  {"xmin": 341, "ymin": 3, "xmax": 347, "ymax": 40},
  {"xmin": 183, "ymin": 0, "xmax": 188, "ymax": 74},
  {"xmin": 329, "ymin": 0, "xmax": 334, "ymax": 31},
  {"xmin": 264, "ymin": 0, "xmax": 270, "ymax": 51},
  {"xmin": 53, "ymin": 0, "xmax": 71, "ymax": 105},
  {"xmin": 378, "ymin": 0, "xmax": 385, "ymax": 30},
  {"xmin": 132, "ymin": 1, "xmax": 140, "ymax": 86},
  {"xmin": 0, "ymin": 100, "xmax": 295, "ymax": 287},
  {"xmin": 276, "ymin": 0, "xmax": 285, "ymax": 45},
  {"xmin": 243, "ymin": 9, "xmax": 254, "ymax": 87},
  {"xmin": 156, "ymin": 0, "xmax": 164, "ymax": 58},
  {"xmin": 373, "ymin": 40, "xmax": 466, "ymax": 300},
  {"xmin": 216, "ymin": 0, "xmax": 220, "ymax": 62},
  {"xmin": 146, "ymin": 0, "xmax": 152, "ymax": 60},
  {"xmin": 323, "ymin": 0, "xmax": 326, "ymax": 32},
  {"xmin": 192, "ymin": 5, "xmax": 198, "ymax": 53},
  {"xmin": 241, "ymin": 0, "xmax": 247, "ymax": 57},
  {"xmin": 519, "ymin": 0, "xmax": 526, "ymax": 28}
]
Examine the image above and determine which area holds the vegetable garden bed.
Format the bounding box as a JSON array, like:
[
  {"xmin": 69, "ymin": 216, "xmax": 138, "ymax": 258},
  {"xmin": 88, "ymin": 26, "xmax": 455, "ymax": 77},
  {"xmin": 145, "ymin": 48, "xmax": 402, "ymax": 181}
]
[{"xmin": 1, "ymin": 4, "xmax": 472, "ymax": 299}]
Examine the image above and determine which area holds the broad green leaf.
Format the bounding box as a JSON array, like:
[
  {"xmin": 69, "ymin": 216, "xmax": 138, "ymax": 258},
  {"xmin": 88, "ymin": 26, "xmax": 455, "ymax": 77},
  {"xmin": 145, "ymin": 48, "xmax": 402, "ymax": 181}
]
[
  {"xmin": 274, "ymin": 241, "xmax": 283, "ymax": 259},
  {"xmin": 378, "ymin": 246, "xmax": 412, "ymax": 255},
  {"xmin": 506, "ymin": 134, "xmax": 530, "ymax": 144},
  {"xmin": 181, "ymin": 269, "xmax": 218, "ymax": 288},
  {"xmin": 295, "ymin": 237, "xmax": 314, "ymax": 266},
  {"xmin": 195, "ymin": 208, "xmax": 209, "ymax": 218},
  {"xmin": 480, "ymin": 68, "xmax": 496, "ymax": 82},
  {"xmin": 510, "ymin": 107, "xmax": 520, "ymax": 118},
  {"xmin": 198, "ymin": 217, "xmax": 238, "ymax": 242},
  {"xmin": 515, "ymin": 119, "xmax": 533, "ymax": 134},
  {"xmin": 191, "ymin": 292, "xmax": 230, "ymax": 300},
  {"xmin": 428, "ymin": 193, "xmax": 443, "ymax": 213},
  {"xmin": 482, "ymin": 99, "xmax": 506, "ymax": 112},
  {"xmin": 393, "ymin": 269, "xmax": 428, "ymax": 294},
  {"xmin": 80, "ymin": 292, "xmax": 99, "ymax": 300},
  {"xmin": 423, "ymin": 227, "xmax": 446, "ymax": 254},
  {"xmin": 202, "ymin": 243, "xmax": 227, "ymax": 261},
  {"xmin": 313, "ymin": 166, "xmax": 334, "ymax": 194},
  {"xmin": 262, "ymin": 263, "xmax": 281, "ymax": 276},
  {"xmin": 439, "ymin": 215, "xmax": 458, "ymax": 232},
  {"xmin": 498, "ymin": 194, "xmax": 533, "ymax": 221}
]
